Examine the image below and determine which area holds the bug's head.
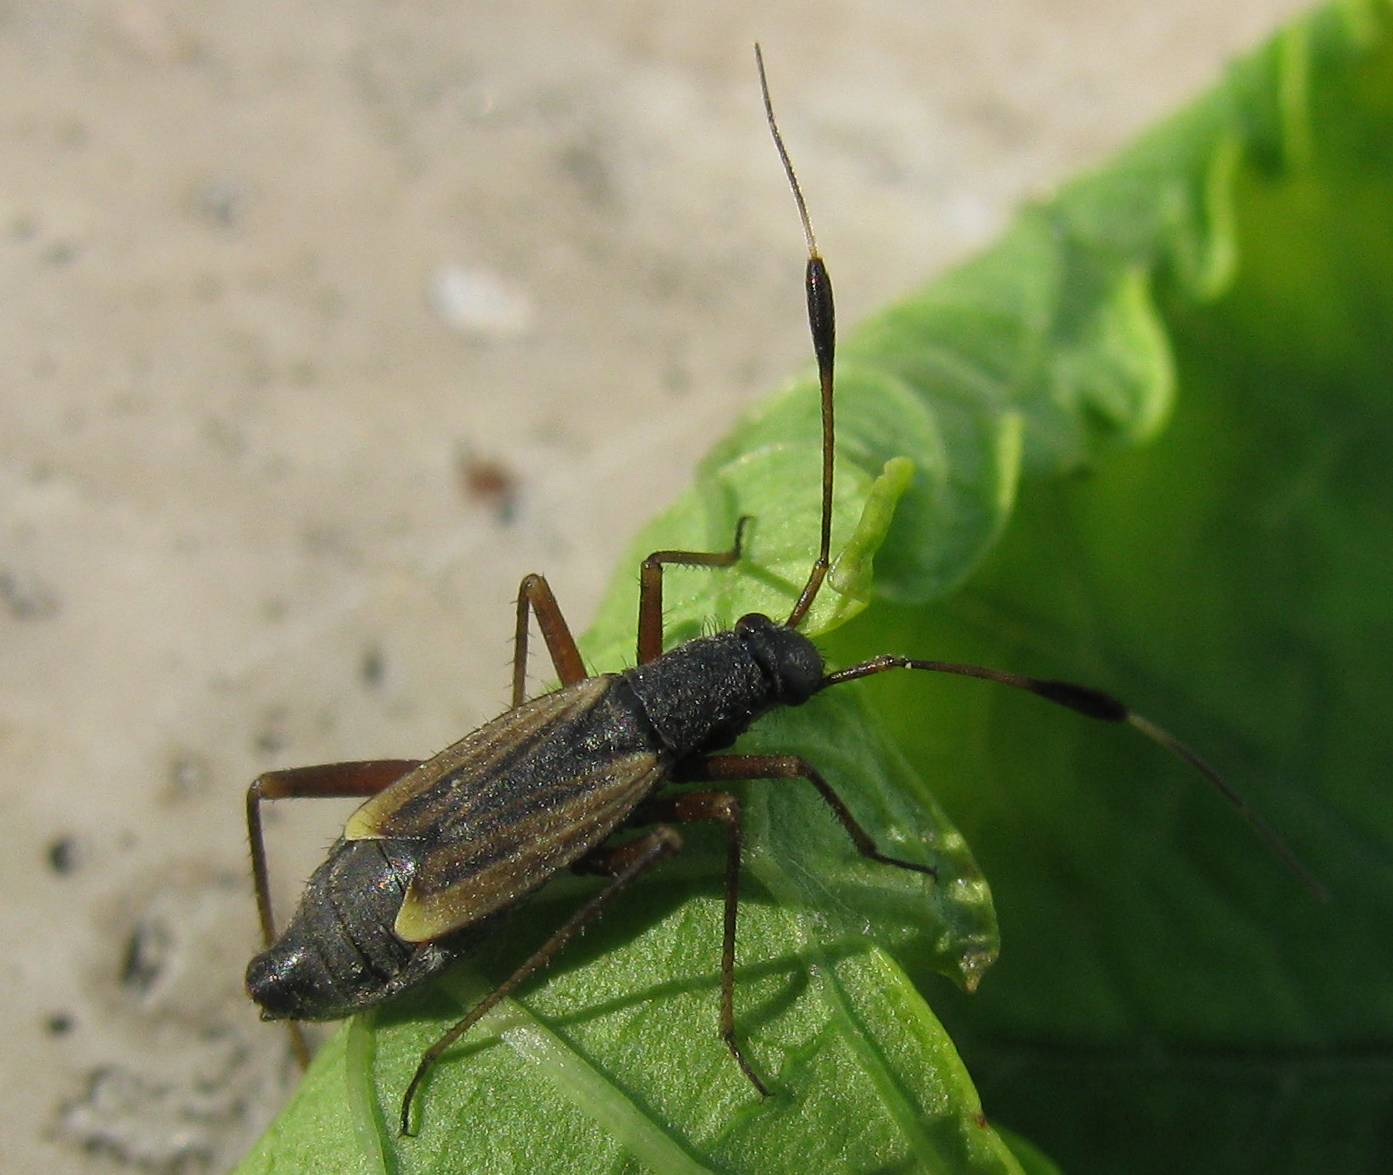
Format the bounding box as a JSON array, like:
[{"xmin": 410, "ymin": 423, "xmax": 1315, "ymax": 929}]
[{"xmin": 736, "ymin": 612, "xmax": 824, "ymax": 704}]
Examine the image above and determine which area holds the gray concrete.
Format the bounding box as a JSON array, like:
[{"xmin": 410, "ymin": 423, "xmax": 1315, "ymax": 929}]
[{"xmin": 1, "ymin": 2, "xmax": 1309, "ymax": 1171}]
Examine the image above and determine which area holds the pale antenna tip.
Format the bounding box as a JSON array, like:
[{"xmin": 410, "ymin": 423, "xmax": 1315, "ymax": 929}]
[{"xmin": 755, "ymin": 43, "xmax": 819, "ymax": 260}]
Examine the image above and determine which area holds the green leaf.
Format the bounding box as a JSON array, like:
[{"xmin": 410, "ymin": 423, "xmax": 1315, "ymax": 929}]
[{"xmin": 239, "ymin": 2, "xmax": 1393, "ymax": 1170}]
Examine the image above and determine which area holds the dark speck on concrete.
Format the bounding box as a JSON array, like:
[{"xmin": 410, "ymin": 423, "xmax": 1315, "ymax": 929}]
[
  {"xmin": 361, "ymin": 642, "xmax": 385, "ymax": 688},
  {"xmin": 191, "ymin": 177, "xmax": 248, "ymax": 229},
  {"xmin": 47, "ymin": 836, "xmax": 79, "ymax": 875},
  {"xmin": 42, "ymin": 240, "xmax": 78, "ymax": 266},
  {"xmin": 254, "ymin": 728, "xmax": 285, "ymax": 755},
  {"xmin": 557, "ymin": 136, "xmax": 615, "ymax": 208},
  {"xmin": 0, "ymin": 566, "xmax": 61, "ymax": 619},
  {"xmin": 456, "ymin": 446, "xmax": 519, "ymax": 525},
  {"xmin": 119, "ymin": 918, "xmax": 172, "ymax": 997}
]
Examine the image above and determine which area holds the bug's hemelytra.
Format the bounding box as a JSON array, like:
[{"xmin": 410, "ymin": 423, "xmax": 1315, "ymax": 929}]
[{"xmin": 244, "ymin": 44, "xmax": 1326, "ymax": 1137}]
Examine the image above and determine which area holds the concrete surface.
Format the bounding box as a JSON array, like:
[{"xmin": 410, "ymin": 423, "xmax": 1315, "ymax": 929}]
[{"xmin": 1, "ymin": 2, "xmax": 1310, "ymax": 1171}]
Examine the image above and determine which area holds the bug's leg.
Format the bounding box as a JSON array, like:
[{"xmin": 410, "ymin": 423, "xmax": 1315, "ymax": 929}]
[
  {"xmin": 399, "ymin": 825, "xmax": 683, "ymax": 1137},
  {"xmin": 513, "ymin": 573, "xmax": 587, "ymax": 707},
  {"xmin": 624, "ymin": 788, "xmax": 770, "ymax": 1096},
  {"xmin": 637, "ymin": 515, "xmax": 751, "ymax": 664},
  {"xmin": 247, "ymin": 759, "xmax": 421, "ymax": 1066},
  {"xmin": 694, "ymin": 753, "xmax": 938, "ymax": 878}
]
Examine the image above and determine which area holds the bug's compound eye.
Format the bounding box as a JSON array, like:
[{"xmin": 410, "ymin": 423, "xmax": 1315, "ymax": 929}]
[
  {"xmin": 734, "ymin": 613, "xmax": 778, "ymax": 638},
  {"xmin": 735, "ymin": 612, "xmax": 824, "ymax": 703}
]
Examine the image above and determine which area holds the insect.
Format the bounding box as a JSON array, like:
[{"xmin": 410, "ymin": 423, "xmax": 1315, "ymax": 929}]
[{"xmin": 245, "ymin": 45, "xmax": 1324, "ymax": 1138}]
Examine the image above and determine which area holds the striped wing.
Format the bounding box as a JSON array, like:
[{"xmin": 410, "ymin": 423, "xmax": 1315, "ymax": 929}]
[
  {"xmin": 394, "ymin": 749, "xmax": 662, "ymax": 942},
  {"xmin": 345, "ymin": 678, "xmax": 613, "ymax": 842},
  {"xmin": 343, "ymin": 677, "xmax": 664, "ymax": 943}
]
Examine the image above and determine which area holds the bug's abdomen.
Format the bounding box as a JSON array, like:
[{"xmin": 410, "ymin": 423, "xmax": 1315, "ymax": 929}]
[{"xmin": 246, "ymin": 837, "xmax": 425, "ymax": 1021}]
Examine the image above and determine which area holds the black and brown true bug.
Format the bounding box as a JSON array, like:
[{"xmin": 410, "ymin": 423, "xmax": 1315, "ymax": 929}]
[{"xmin": 245, "ymin": 45, "xmax": 1324, "ymax": 1137}]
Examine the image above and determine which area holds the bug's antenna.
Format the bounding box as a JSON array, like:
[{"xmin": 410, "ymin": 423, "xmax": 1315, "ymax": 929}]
[
  {"xmin": 820, "ymin": 656, "xmax": 1330, "ymax": 901},
  {"xmin": 756, "ymin": 44, "xmax": 836, "ymax": 630},
  {"xmin": 757, "ymin": 43, "xmax": 818, "ymax": 258}
]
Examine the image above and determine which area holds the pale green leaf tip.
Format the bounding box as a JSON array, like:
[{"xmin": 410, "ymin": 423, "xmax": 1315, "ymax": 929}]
[
  {"xmin": 1190, "ymin": 133, "xmax": 1242, "ymax": 299},
  {"xmin": 828, "ymin": 455, "xmax": 915, "ymax": 604}
]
